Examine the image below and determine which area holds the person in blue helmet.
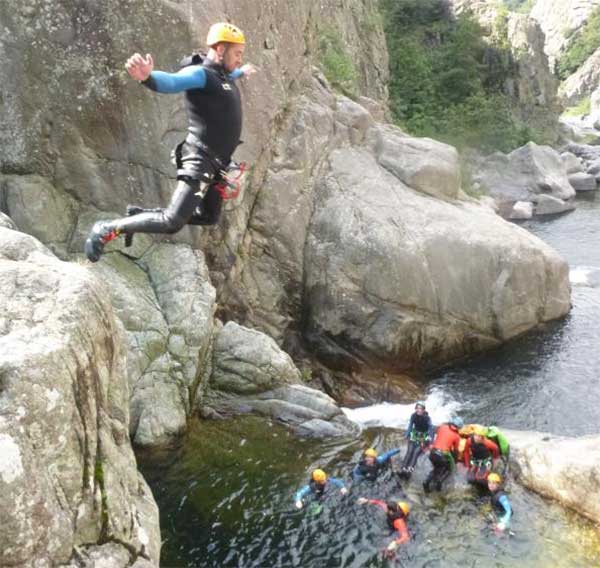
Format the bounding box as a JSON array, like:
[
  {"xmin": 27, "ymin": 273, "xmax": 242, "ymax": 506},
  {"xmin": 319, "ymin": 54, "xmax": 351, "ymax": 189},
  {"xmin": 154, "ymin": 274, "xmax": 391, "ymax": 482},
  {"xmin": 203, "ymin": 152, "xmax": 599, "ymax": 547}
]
[
  {"xmin": 398, "ymin": 401, "xmax": 434, "ymax": 480},
  {"xmin": 352, "ymin": 447, "xmax": 402, "ymax": 481}
]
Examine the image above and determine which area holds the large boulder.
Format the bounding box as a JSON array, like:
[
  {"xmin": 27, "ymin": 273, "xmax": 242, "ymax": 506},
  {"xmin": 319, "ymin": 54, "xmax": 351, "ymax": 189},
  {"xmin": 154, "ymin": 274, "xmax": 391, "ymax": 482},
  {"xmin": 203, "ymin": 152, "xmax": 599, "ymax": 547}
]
[
  {"xmin": 206, "ymin": 322, "xmax": 358, "ymax": 437},
  {"xmin": 475, "ymin": 142, "xmax": 576, "ymax": 212},
  {"xmin": 303, "ymin": 142, "xmax": 571, "ymax": 372},
  {"xmin": 508, "ymin": 430, "xmax": 600, "ymax": 524},
  {"xmin": 370, "ymin": 125, "xmax": 461, "ymax": 200},
  {"xmin": 0, "ymin": 228, "xmax": 160, "ymax": 566},
  {"xmin": 534, "ymin": 194, "xmax": 576, "ymax": 215}
]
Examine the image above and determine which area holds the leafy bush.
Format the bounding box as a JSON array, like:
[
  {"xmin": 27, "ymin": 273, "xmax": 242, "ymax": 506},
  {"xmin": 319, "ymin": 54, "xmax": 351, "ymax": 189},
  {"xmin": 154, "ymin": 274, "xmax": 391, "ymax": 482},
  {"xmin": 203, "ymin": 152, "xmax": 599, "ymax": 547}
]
[
  {"xmin": 564, "ymin": 97, "xmax": 592, "ymax": 116},
  {"xmin": 318, "ymin": 27, "xmax": 359, "ymax": 97},
  {"xmin": 381, "ymin": 0, "xmax": 540, "ymax": 152},
  {"xmin": 557, "ymin": 8, "xmax": 600, "ymax": 79}
]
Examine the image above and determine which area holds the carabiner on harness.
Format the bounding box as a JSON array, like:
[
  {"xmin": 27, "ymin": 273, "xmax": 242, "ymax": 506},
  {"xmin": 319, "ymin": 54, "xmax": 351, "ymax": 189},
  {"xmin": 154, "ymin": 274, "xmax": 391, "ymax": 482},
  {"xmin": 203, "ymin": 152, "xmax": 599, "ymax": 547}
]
[{"xmin": 214, "ymin": 161, "xmax": 247, "ymax": 200}]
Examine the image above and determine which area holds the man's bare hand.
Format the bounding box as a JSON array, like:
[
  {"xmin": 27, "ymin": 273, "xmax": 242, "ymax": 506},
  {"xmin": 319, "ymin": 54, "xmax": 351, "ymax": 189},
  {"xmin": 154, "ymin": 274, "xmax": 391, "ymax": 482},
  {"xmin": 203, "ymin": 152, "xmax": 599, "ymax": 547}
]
[
  {"xmin": 240, "ymin": 63, "xmax": 257, "ymax": 78},
  {"xmin": 125, "ymin": 53, "xmax": 154, "ymax": 81}
]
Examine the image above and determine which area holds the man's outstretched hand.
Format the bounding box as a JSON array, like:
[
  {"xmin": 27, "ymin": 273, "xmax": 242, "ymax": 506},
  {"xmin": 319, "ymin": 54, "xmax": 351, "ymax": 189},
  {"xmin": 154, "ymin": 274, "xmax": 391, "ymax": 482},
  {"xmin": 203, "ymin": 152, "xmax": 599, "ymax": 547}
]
[
  {"xmin": 126, "ymin": 53, "xmax": 154, "ymax": 81},
  {"xmin": 240, "ymin": 63, "xmax": 257, "ymax": 78}
]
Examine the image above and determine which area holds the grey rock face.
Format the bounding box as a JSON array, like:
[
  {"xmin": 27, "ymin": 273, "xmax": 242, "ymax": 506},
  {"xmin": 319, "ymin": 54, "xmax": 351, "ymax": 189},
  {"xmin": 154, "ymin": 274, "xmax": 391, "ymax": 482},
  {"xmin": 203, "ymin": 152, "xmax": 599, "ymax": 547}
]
[
  {"xmin": 508, "ymin": 429, "xmax": 600, "ymax": 524},
  {"xmin": 476, "ymin": 142, "xmax": 576, "ymax": 209},
  {"xmin": 0, "ymin": 174, "xmax": 80, "ymax": 258},
  {"xmin": 207, "ymin": 322, "xmax": 358, "ymax": 437},
  {"xmin": 0, "ymin": 211, "xmax": 16, "ymax": 229},
  {"xmin": 90, "ymin": 244, "xmax": 216, "ymax": 447},
  {"xmin": 560, "ymin": 47, "xmax": 600, "ymax": 105},
  {"xmin": 531, "ymin": 0, "xmax": 600, "ymax": 66},
  {"xmin": 369, "ymin": 125, "xmax": 461, "ymax": 200},
  {"xmin": 303, "ymin": 143, "xmax": 570, "ymax": 371},
  {"xmin": 0, "ymin": 228, "xmax": 160, "ymax": 567}
]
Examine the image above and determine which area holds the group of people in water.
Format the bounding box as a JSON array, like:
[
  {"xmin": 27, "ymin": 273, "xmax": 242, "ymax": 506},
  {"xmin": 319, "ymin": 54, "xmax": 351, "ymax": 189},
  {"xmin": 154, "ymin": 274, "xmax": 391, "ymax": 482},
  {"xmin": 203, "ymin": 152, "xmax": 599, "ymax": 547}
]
[{"xmin": 294, "ymin": 402, "xmax": 513, "ymax": 558}]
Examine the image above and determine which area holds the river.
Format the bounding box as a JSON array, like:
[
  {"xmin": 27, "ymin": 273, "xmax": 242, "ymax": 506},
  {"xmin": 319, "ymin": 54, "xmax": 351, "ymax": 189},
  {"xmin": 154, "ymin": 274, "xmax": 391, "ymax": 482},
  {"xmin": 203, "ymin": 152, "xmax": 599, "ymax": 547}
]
[{"xmin": 138, "ymin": 192, "xmax": 600, "ymax": 567}]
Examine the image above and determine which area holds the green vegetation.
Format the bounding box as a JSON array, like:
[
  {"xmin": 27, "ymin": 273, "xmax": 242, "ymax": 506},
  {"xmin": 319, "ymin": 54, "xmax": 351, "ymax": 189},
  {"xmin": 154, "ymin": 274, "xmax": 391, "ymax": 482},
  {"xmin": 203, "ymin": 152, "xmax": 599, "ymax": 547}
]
[
  {"xmin": 318, "ymin": 26, "xmax": 359, "ymax": 97},
  {"xmin": 381, "ymin": 0, "xmax": 541, "ymax": 152},
  {"xmin": 557, "ymin": 8, "xmax": 600, "ymax": 80},
  {"xmin": 564, "ymin": 97, "xmax": 592, "ymax": 116}
]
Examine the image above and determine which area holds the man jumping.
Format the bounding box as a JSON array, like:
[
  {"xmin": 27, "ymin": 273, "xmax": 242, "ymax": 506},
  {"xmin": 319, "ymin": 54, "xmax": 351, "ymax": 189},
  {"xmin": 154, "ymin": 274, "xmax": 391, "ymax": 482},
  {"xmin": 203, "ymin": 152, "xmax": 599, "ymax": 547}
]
[{"xmin": 85, "ymin": 22, "xmax": 255, "ymax": 262}]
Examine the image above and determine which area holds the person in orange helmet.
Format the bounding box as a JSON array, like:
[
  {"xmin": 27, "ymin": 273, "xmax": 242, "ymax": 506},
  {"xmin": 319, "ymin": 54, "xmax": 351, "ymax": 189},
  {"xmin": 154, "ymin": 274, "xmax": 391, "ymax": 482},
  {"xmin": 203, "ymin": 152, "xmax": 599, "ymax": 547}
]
[
  {"xmin": 357, "ymin": 498, "xmax": 411, "ymax": 558},
  {"xmin": 294, "ymin": 469, "xmax": 348, "ymax": 509}
]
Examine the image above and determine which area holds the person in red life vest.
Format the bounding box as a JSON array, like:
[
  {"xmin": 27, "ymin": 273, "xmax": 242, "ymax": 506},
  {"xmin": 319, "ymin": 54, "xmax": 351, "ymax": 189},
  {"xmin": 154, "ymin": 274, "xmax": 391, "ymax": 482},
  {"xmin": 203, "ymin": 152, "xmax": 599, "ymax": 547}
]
[
  {"xmin": 423, "ymin": 416, "xmax": 463, "ymax": 492},
  {"xmin": 463, "ymin": 426, "xmax": 499, "ymax": 487},
  {"xmin": 357, "ymin": 498, "xmax": 410, "ymax": 558}
]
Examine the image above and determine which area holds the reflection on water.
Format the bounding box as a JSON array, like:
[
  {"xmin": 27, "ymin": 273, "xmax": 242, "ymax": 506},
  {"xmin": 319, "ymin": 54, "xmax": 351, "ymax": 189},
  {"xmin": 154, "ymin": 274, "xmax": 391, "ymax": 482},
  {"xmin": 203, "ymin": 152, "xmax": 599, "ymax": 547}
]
[{"xmin": 139, "ymin": 418, "xmax": 600, "ymax": 567}]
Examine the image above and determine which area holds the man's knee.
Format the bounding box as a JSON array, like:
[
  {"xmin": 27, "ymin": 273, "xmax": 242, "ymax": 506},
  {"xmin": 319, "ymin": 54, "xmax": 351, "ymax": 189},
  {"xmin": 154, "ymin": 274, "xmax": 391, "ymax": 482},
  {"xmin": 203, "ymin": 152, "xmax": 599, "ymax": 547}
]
[{"xmin": 162, "ymin": 212, "xmax": 187, "ymax": 233}]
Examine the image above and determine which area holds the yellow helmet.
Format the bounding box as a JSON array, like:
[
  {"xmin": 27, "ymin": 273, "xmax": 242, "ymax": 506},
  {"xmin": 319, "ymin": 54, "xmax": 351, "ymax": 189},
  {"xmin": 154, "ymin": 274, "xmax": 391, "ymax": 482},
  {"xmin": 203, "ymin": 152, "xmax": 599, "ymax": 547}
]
[
  {"xmin": 398, "ymin": 501, "xmax": 410, "ymax": 517},
  {"xmin": 206, "ymin": 22, "xmax": 246, "ymax": 47},
  {"xmin": 474, "ymin": 426, "xmax": 488, "ymax": 437},
  {"xmin": 312, "ymin": 469, "xmax": 327, "ymax": 483},
  {"xmin": 364, "ymin": 448, "xmax": 378, "ymax": 458},
  {"xmin": 488, "ymin": 473, "xmax": 502, "ymax": 484}
]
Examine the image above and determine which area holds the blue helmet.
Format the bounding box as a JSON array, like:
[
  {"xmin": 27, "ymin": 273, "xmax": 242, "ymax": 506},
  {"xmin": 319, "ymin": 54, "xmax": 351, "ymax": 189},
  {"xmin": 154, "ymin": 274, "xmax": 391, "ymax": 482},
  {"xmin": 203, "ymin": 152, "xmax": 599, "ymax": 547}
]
[{"xmin": 450, "ymin": 416, "xmax": 464, "ymax": 429}]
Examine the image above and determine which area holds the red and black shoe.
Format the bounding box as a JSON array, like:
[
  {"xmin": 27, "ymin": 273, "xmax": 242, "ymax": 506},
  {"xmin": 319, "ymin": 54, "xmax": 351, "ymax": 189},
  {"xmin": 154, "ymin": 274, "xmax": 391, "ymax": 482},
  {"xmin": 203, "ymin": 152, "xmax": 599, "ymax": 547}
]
[{"xmin": 84, "ymin": 221, "xmax": 121, "ymax": 262}]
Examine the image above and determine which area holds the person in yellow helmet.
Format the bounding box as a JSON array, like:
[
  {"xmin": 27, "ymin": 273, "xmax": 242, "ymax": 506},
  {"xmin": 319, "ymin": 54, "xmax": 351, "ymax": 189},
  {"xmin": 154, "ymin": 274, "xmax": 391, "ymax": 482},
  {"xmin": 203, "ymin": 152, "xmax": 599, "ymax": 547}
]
[
  {"xmin": 294, "ymin": 468, "xmax": 348, "ymax": 509},
  {"xmin": 352, "ymin": 446, "xmax": 401, "ymax": 481},
  {"xmin": 487, "ymin": 472, "xmax": 512, "ymax": 533},
  {"xmin": 357, "ymin": 497, "xmax": 411, "ymax": 558},
  {"xmin": 85, "ymin": 22, "xmax": 257, "ymax": 261}
]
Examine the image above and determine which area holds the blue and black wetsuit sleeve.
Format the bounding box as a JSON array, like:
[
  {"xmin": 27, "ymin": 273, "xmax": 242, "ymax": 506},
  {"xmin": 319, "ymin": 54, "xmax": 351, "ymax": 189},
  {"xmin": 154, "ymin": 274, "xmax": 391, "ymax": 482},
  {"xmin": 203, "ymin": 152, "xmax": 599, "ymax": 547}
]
[
  {"xmin": 294, "ymin": 485, "xmax": 311, "ymax": 503},
  {"xmin": 498, "ymin": 495, "xmax": 512, "ymax": 525},
  {"xmin": 141, "ymin": 65, "xmax": 207, "ymax": 93},
  {"xmin": 142, "ymin": 65, "xmax": 244, "ymax": 93},
  {"xmin": 327, "ymin": 477, "xmax": 346, "ymax": 490},
  {"xmin": 377, "ymin": 449, "xmax": 401, "ymax": 464},
  {"xmin": 405, "ymin": 415, "xmax": 415, "ymax": 439}
]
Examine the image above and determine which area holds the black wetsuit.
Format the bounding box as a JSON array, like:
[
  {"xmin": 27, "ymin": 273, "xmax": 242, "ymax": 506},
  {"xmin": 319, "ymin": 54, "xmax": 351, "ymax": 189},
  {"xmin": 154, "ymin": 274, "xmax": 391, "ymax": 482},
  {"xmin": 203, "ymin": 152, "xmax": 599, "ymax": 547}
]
[
  {"xmin": 400, "ymin": 412, "xmax": 433, "ymax": 477},
  {"xmin": 117, "ymin": 57, "xmax": 243, "ymax": 235}
]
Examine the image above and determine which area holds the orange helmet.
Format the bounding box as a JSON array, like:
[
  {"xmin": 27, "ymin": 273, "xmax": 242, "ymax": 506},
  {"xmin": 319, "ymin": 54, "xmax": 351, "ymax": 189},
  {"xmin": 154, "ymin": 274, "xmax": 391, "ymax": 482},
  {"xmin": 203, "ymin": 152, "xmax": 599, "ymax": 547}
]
[{"xmin": 206, "ymin": 22, "xmax": 246, "ymax": 47}]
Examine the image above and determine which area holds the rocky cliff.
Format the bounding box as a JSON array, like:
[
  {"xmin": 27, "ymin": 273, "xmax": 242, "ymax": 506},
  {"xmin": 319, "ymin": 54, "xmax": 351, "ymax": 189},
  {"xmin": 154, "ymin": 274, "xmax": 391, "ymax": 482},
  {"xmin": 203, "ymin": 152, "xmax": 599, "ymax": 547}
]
[
  {"xmin": 1, "ymin": 0, "xmax": 571, "ymax": 398},
  {"xmin": 449, "ymin": 0, "xmax": 561, "ymax": 138},
  {"xmin": 530, "ymin": 0, "xmax": 600, "ymax": 66},
  {"xmin": 530, "ymin": 0, "xmax": 600, "ymax": 105}
]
